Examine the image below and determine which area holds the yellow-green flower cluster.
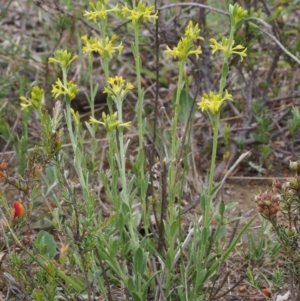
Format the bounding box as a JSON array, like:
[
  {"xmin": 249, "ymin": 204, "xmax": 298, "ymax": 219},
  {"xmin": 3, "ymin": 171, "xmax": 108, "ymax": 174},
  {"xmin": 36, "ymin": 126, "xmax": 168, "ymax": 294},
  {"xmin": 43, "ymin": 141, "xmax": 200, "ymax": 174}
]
[
  {"xmin": 89, "ymin": 112, "xmax": 131, "ymax": 132},
  {"xmin": 83, "ymin": 1, "xmax": 119, "ymax": 23},
  {"xmin": 121, "ymin": 2, "xmax": 158, "ymax": 26},
  {"xmin": 164, "ymin": 21, "xmax": 204, "ymax": 61},
  {"xmin": 20, "ymin": 86, "xmax": 44, "ymax": 111},
  {"xmin": 81, "ymin": 34, "xmax": 123, "ymax": 58},
  {"xmin": 229, "ymin": 3, "xmax": 248, "ymax": 27},
  {"xmin": 51, "ymin": 79, "xmax": 78, "ymax": 101},
  {"xmin": 70, "ymin": 109, "xmax": 80, "ymax": 127},
  {"xmin": 103, "ymin": 76, "xmax": 134, "ymax": 100},
  {"xmin": 210, "ymin": 37, "xmax": 247, "ymax": 62},
  {"xmin": 48, "ymin": 50, "xmax": 78, "ymax": 71},
  {"xmin": 198, "ymin": 90, "xmax": 233, "ymax": 114}
]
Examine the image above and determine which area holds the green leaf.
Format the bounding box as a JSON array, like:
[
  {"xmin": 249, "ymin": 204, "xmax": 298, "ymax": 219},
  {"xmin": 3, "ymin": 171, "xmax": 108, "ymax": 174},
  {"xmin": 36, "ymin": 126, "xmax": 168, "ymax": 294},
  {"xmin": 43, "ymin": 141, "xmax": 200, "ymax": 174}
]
[
  {"xmin": 121, "ymin": 202, "xmax": 130, "ymax": 217},
  {"xmin": 225, "ymin": 202, "xmax": 238, "ymax": 210},
  {"xmin": 109, "ymin": 237, "xmax": 118, "ymax": 258},
  {"xmin": 0, "ymin": 118, "xmax": 11, "ymax": 141},
  {"xmin": 219, "ymin": 200, "xmax": 225, "ymax": 216},
  {"xmin": 131, "ymin": 291, "xmax": 142, "ymax": 301},
  {"xmin": 210, "ymin": 182, "xmax": 222, "ymax": 198},
  {"xmin": 34, "ymin": 230, "xmax": 57, "ymax": 259},
  {"xmin": 176, "ymin": 287, "xmax": 186, "ymax": 301},
  {"xmin": 102, "ymin": 213, "xmax": 115, "ymax": 229},
  {"xmin": 205, "ymin": 252, "xmax": 219, "ymax": 264},
  {"xmin": 163, "ymin": 220, "xmax": 170, "ymax": 238},
  {"xmin": 127, "ymin": 277, "xmax": 135, "ymax": 292},
  {"xmin": 200, "ymin": 194, "xmax": 208, "ymax": 212},
  {"xmin": 172, "ymin": 87, "xmax": 196, "ymax": 125},
  {"xmin": 195, "ymin": 268, "xmax": 207, "ymax": 292},
  {"xmin": 32, "ymin": 289, "xmax": 44, "ymax": 301},
  {"xmin": 165, "ymin": 250, "xmax": 172, "ymax": 270},
  {"xmin": 175, "ymin": 137, "xmax": 182, "ymax": 152},
  {"xmin": 141, "ymin": 270, "xmax": 160, "ymax": 291},
  {"xmin": 133, "ymin": 247, "xmax": 144, "ymax": 274},
  {"xmin": 201, "ymin": 227, "xmax": 208, "ymax": 243},
  {"xmin": 169, "ymin": 220, "xmax": 179, "ymax": 238},
  {"xmin": 57, "ymin": 270, "xmax": 85, "ymax": 292},
  {"xmin": 221, "ymin": 62, "xmax": 229, "ymax": 79},
  {"xmin": 215, "ymin": 225, "xmax": 227, "ymax": 241}
]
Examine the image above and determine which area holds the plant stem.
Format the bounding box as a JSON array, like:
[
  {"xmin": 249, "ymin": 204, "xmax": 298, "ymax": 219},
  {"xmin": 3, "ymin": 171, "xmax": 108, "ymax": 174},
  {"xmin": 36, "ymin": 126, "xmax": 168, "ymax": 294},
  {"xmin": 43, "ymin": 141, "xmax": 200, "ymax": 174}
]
[
  {"xmin": 62, "ymin": 68, "xmax": 90, "ymax": 203},
  {"xmin": 169, "ymin": 59, "xmax": 184, "ymax": 221},
  {"xmin": 196, "ymin": 22, "xmax": 236, "ymax": 298},
  {"xmin": 133, "ymin": 24, "xmax": 149, "ymax": 234},
  {"xmin": 116, "ymin": 102, "xmax": 127, "ymax": 199},
  {"xmin": 165, "ymin": 59, "xmax": 185, "ymax": 295},
  {"xmin": 206, "ymin": 26, "xmax": 235, "ymax": 224},
  {"xmin": 115, "ymin": 100, "xmax": 139, "ymax": 248}
]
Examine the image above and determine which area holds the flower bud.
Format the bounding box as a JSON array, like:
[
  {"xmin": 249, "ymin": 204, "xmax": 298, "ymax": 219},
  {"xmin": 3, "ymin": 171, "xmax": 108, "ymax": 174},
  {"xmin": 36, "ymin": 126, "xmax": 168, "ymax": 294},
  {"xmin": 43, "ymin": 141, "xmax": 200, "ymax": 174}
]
[
  {"xmin": 11, "ymin": 201, "xmax": 25, "ymax": 222},
  {"xmin": 255, "ymin": 190, "xmax": 280, "ymax": 220},
  {"xmin": 33, "ymin": 164, "xmax": 43, "ymax": 178},
  {"xmin": 289, "ymin": 161, "xmax": 299, "ymax": 171}
]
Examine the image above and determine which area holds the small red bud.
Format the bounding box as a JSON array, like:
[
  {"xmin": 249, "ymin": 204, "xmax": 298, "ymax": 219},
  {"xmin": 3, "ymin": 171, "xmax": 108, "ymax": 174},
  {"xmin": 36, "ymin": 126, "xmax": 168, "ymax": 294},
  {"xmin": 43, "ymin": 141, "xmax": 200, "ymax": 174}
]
[{"xmin": 13, "ymin": 201, "xmax": 25, "ymax": 221}]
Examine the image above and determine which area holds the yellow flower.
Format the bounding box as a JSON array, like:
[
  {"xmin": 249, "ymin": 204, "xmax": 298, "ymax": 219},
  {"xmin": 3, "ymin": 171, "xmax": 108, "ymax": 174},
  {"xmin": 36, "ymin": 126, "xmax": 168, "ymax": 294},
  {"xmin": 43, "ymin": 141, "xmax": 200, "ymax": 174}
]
[
  {"xmin": 229, "ymin": 4, "xmax": 248, "ymax": 27},
  {"xmin": 210, "ymin": 37, "xmax": 247, "ymax": 61},
  {"xmin": 89, "ymin": 112, "xmax": 119, "ymax": 132},
  {"xmin": 48, "ymin": 50, "xmax": 77, "ymax": 70},
  {"xmin": 164, "ymin": 22, "xmax": 203, "ymax": 61},
  {"xmin": 81, "ymin": 34, "xmax": 123, "ymax": 58},
  {"xmin": 20, "ymin": 86, "xmax": 44, "ymax": 111},
  {"xmin": 103, "ymin": 76, "xmax": 134, "ymax": 99},
  {"xmin": 120, "ymin": 121, "xmax": 131, "ymax": 130},
  {"xmin": 51, "ymin": 78, "xmax": 64, "ymax": 99},
  {"xmin": 184, "ymin": 21, "xmax": 202, "ymax": 42},
  {"xmin": 121, "ymin": 2, "xmax": 158, "ymax": 26},
  {"xmin": 89, "ymin": 111, "xmax": 131, "ymax": 132},
  {"xmin": 198, "ymin": 90, "xmax": 233, "ymax": 114},
  {"xmin": 89, "ymin": 116, "xmax": 105, "ymax": 126},
  {"xmin": 51, "ymin": 79, "xmax": 78, "ymax": 100},
  {"xmin": 70, "ymin": 109, "xmax": 80, "ymax": 127},
  {"xmin": 20, "ymin": 96, "xmax": 32, "ymax": 111},
  {"xmin": 83, "ymin": 1, "xmax": 119, "ymax": 23},
  {"xmin": 165, "ymin": 38, "xmax": 202, "ymax": 60}
]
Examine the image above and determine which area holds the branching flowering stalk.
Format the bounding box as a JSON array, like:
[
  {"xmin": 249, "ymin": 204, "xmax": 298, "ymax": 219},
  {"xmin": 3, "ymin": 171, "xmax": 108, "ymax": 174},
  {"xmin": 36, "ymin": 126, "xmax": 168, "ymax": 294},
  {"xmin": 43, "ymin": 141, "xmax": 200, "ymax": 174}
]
[
  {"xmin": 48, "ymin": 50, "xmax": 96, "ymax": 207},
  {"xmin": 89, "ymin": 76, "xmax": 136, "ymax": 245},
  {"xmin": 164, "ymin": 21, "xmax": 203, "ymax": 218},
  {"xmin": 89, "ymin": 77, "xmax": 132, "ymax": 215},
  {"xmin": 81, "ymin": 2, "xmax": 124, "ymax": 172},
  {"xmin": 49, "ymin": 50, "xmax": 78, "ymax": 146},
  {"xmin": 121, "ymin": 1, "xmax": 158, "ymax": 235},
  {"xmin": 164, "ymin": 20, "xmax": 203, "ymax": 295},
  {"xmin": 197, "ymin": 3, "xmax": 248, "ymax": 226},
  {"xmin": 191, "ymin": 4, "xmax": 247, "ymax": 298},
  {"xmin": 92, "ymin": 77, "xmax": 133, "ymax": 200},
  {"xmin": 82, "ymin": 1, "xmax": 122, "ymax": 114}
]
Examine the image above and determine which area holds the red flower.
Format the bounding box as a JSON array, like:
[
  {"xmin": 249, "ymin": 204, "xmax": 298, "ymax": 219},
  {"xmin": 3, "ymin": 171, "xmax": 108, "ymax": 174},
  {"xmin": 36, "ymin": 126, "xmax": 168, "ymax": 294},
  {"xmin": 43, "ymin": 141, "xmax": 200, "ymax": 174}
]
[{"xmin": 13, "ymin": 201, "xmax": 25, "ymax": 220}]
